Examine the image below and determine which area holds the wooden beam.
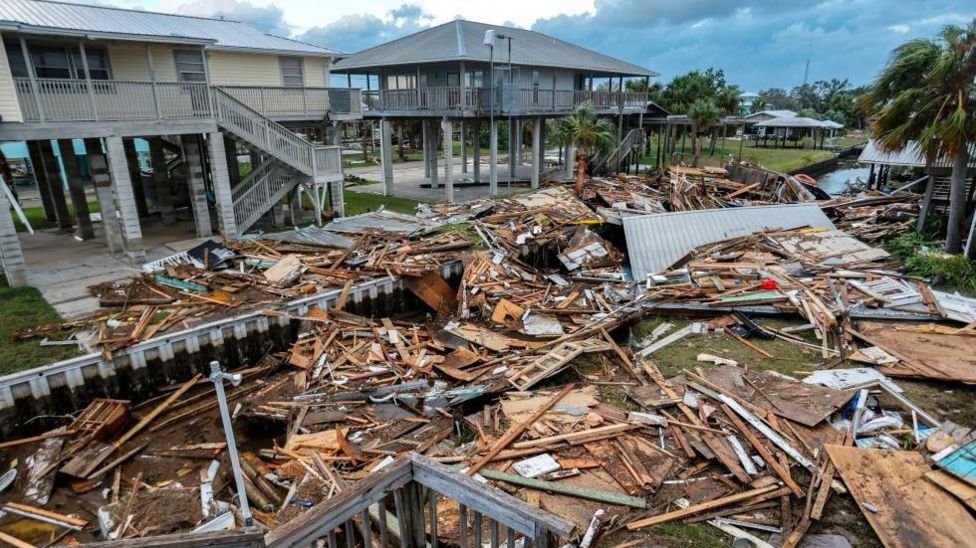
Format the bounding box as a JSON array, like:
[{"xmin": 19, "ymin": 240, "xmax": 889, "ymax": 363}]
[{"xmin": 626, "ymin": 485, "xmax": 779, "ymax": 529}]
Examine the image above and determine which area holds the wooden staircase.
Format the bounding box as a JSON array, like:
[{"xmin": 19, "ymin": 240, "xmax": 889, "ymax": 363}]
[
  {"xmin": 508, "ymin": 339, "xmax": 614, "ymax": 390},
  {"xmin": 594, "ymin": 128, "xmax": 642, "ymax": 174}
]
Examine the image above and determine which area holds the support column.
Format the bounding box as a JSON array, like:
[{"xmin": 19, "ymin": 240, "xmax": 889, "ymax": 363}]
[
  {"xmin": 26, "ymin": 141, "xmax": 56, "ymax": 222},
  {"xmin": 122, "ymin": 138, "xmax": 149, "ymax": 218},
  {"xmin": 515, "ymin": 120, "xmax": 523, "ymax": 166},
  {"xmin": 429, "ymin": 120, "xmax": 439, "ymax": 189},
  {"xmin": 380, "ymin": 118, "xmax": 394, "ymax": 196},
  {"xmin": 0, "ymin": 188, "xmax": 27, "ymax": 287},
  {"xmin": 271, "ymin": 203, "xmax": 285, "ymax": 226},
  {"xmin": 422, "ymin": 120, "xmax": 430, "ymax": 179},
  {"xmin": 531, "ymin": 117, "xmax": 542, "ymax": 190},
  {"xmin": 84, "ymin": 138, "xmax": 123, "ymax": 255},
  {"xmin": 149, "ymin": 137, "xmax": 176, "ymax": 225},
  {"xmin": 58, "ymin": 139, "xmax": 95, "ymax": 240},
  {"xmin": 38, "ymin": 140, "xmax": 72, "ymax": 231},
  {"xmin": 489, "ymin": 118, "xmax": 499, "ymax": 196},
  {"xmin": 105, "ymin": 136, "xmax": 145, "ymax": 260},
  {"xmin": 508, "ymin": 121, "xmax": 516, "ymax": 182},
  {"xmin": 442, "ymin": 117, "xmax": 454, "ymax": 203},
  {"xmin": 182, "ymin": 136, "xmax": 213, "ymax": 238},
  {"xmin": 460, "ymin": 121, "xmax": 468, "ymax": 174},
  {"xmin": 565, "ymin": 144, "xmax": 576, "ymax": 179},
  {"xmin": 473, "ymin": 119, "xmax": 482, "ymax": 183},
  {"xmin": 289, "ymin": 188, "xmax": 302, "ymax": 225},
  {"xmin": 224, "ymin": 135, "xmax": 240, "ymax": 187},
  {"xmin": 206, "ymin": 132, "xmax": 238, "ymax": 239}
]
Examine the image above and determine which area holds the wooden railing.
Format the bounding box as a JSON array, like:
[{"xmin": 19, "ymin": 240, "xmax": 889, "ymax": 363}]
[
  {"xmin": 265, "ymin": 453, "xmax": 574, "ymax": 548},
  {"xmin": 361, "ymin": 86, "xmax": 647, "ymax": 114},
  {"xmin": 15, "ymin": 77, "xmax": 211, "ymax": 122},
  {"xmin": 13, "ymin": 78, "xmax": 361, "ymax": 123},
  {"xmin": 232, "ymin": 159, "xmax": 295, "ymax": 232}
]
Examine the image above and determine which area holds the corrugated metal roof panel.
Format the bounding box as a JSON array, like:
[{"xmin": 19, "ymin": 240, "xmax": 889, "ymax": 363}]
[
  {"xmin": 0, "ymin": 0, "xmax": 338, "ymax": 56},
  {"xmin": 622, "ymin": 204, "xmax": 835, "ymax": 281},
  {"xmin": 857, "ymin": 139, "xmax": 976, "ymax": 168},
  {"xmin": 334, "ymin": 19, "xmax": 655, "ymax": 77},
  {"xmin": 323, "ymin": 210, "xmax": 430, "ymax": 235},
  {"xmin": 254, "ymin": 226, "xmax": 355, "ymax": 248}
]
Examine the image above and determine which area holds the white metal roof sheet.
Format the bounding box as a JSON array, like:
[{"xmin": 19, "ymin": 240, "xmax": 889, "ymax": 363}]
[
  {"xmin": 622, "ymin": 204, "xmax": 835, "ymax": 281},
  {"xmin": 0, "ymin": 0, "xmax": 338, "ymax": 56},
  {"xmin": 857, "ymin": 139, "xmax": 976, "ymax": 168}
]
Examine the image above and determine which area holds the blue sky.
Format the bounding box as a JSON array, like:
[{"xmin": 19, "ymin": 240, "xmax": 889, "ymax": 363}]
[{"xmin": 104, "ymin": 0, "xmax": 974, "ymax": 91}]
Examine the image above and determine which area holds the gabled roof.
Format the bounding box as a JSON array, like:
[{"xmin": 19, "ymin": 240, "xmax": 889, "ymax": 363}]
[
  {"xmin": 754, "ymin": 116, "xmax": 827, "ymax": 128},
  {"xmin": 743, "ymin": 109, "xmax": 797, "ymax": 121},
  {"xmin": 333, "ymin": 19, "xmax": 656, "ymax": 77},
  {"xmin": 0, "ymin": 0, "xmax": 339, "ymax": 57}
]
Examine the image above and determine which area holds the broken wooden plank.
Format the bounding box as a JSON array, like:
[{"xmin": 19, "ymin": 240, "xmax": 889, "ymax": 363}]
[{"xmin": 626, "ymin": 485, "xmax": 779, "ymax": 530}]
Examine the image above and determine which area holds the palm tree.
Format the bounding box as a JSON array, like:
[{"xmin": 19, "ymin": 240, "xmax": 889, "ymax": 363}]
[
  {"xmin": 688, "ymin": 98, "xmax": 721, "ymax": 167},
  {"xmin": 750, "ymin": 98, "xmax": 768, "ymax": 114},
  {"xmin": 862, "ymin": 19, "xmax": 976, "ymax": 254},
  {"xmin": 714, "ymin": 86, "xmax": 741, "ymax": 152},
  {"xmin": 561, "ymin": 102, "xmax": 616, "ymax": 196}
]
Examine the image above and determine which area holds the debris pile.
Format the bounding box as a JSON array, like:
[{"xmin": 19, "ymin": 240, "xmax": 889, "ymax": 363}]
[{"xmin": 0, "ymin": 165, "xmax": 973, "ymax": 547}]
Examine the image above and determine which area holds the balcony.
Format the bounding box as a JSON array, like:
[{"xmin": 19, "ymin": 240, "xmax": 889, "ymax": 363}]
[
  {"xmin": 362, "ymin": 85, "xmax": 648, "ymax": 116},
  {"xmin": 13, "ymin": 77, "xmax": 363, "ymax": 124}
]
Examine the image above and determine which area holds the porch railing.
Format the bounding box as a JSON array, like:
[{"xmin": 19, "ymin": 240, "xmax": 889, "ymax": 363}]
[
  {"xmin": 265, "ymin": 452, "xmax": 575, "ymax": 548},
  {"xmin": 361, "ymin": 86, "xmax": 647, "ymax": 114},
  {"xmin": 13, "ymin": 78, "xmax": 362, "ymax": 123}
]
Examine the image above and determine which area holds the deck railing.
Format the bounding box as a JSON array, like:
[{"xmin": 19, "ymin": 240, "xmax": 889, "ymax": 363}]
[
  {"xmin": 265, "ymin": 453, "xmax": 574, "ymax": 548},
  {"xmin": 13, "ymin": 78, "xmax": 361, "ymax": 123},
  {"xmin": 361, "ymin": 86, "xmax": 647, "ymax": 114}
]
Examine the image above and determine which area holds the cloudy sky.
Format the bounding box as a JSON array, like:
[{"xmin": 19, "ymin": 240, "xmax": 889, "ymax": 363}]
[{"xmin": 104, "ymin": 0, "xmax": 973, "ymax": 91}]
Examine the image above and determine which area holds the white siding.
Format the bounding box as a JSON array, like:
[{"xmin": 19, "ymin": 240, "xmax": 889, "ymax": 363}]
[
  {"xmin": 304, "ymin": 57, "xmax": 329, "ymax": 87},
  {"xmin": 207, "ymin": 51, "xmax": 280, "ymax": 85},
  {"xmin": 107, "ymin": 44, "xmax": 150, "ymax": 80},
  {"xmin": 0, "ymin": 32, "xmax": 23, "ymax": 122},
  {"xmin": 149, "ymin": 45, "xmax": 178, "ymax": 81}
]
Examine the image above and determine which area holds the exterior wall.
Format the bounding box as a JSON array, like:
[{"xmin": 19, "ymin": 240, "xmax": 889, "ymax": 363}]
[
  {"xmin": 149, "ymin": 45, "xmax": 178, "ymax": 81},
  {"xmin": 0, "ymin": 32, "xmax": 23, "ymax": 123},
  {"xmin": 207, "ymin": 51, "xmax": 281, "ymax": 85},
  {"xmin": 107, "ymin": 44, "xmax": 151, "ymax": 80},
  {"xmin": 304, "ymin": 57, "xmax": 330, "ymax": 87},
  {"xmin": 383, "ymin": 62, "xmax": 581, "ymax": 91}
]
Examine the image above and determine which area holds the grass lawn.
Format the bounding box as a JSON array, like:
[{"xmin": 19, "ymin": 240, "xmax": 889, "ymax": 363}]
[
  {"xmin": 14, "ymin": 202, "xmax": 101, "ymax": 233},
  {"xmin": 0, "ymin": 279, "xmax": 79, "ymax": 374},
  {"xmin": 343, "ymin": 189, "xmax": 422, "ymax": 216},
  {"xmin": 642, "ymin": 136, "xmax": 836, "ymax": 173}
]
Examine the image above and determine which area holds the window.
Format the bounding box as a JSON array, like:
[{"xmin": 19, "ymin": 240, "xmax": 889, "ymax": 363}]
[
  {"xmin": 174, "ymin": 50, "xmax": 206, "ymax": 82},
  {"xmin": 465, "ymin": 70, "xmax": 483, "ymax": 88},
  {"xmin": 280, "ymin": 56, "xmax": 304, "ymax": 87},
  {"xmin": 31, "ymin": 46, "xmax": 71, "ymax": 78},
  {"xmin": 72, "ymin": 48, "xmax": 110, "ymax": 80},
  {"xmin": 447, "ymin": 72, "xmax": 460, "ymax": 87},
  {"xmin": 385, "ymin": 74, "xmax": 416, "ymax": 90}
]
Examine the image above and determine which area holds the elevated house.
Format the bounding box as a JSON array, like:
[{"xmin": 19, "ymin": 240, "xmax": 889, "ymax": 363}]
[
  {"xmin": 0, "ymin": 0, "xmax": 362, "ymax": 286},
  {"xmin": 331, "ymin": 19, "xmax": 657, "ymax": 201}
]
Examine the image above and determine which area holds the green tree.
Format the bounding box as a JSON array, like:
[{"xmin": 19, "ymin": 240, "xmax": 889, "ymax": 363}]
[
  {"xmin": 560, "ymin": 102, "xmax": 616, "ymax": 196},
  {"xmin": 688, "ymin": 98, "xmax": 721, "ymax": 167},
  {"xmin": 757, "ymin": 88, "xmax": 800, "ymax": 111},
  {"xmin": 714, "ymin": 86, "xmax": 741, "ymax": 151},
  {"xmin": 658, "ymin": 68, "xmax": 727, "ymax": 113},
  {"xmin": 750, "ymin": 98, "xmax": 768, "ymax": 114},
  {"xmin": 862, "ymin": 19, "xmax": 976, "ymax": 254}
]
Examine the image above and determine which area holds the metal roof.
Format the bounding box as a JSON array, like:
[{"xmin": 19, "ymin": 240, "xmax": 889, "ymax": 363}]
[
  {"xmin": 0, "ymin": 0, "xmax": 339, "ymax": 56},
  {"xmin": 753, "ymin": 116, "xmax": 827, "ymax": 128},
  {"xmin": 857, "ymin": 139, "xmax": 976, "ymax": 168},
  {"xmin": 743, "ymin": 109, "xmax": 797, "ymax": 121},
  {"xmin": 333, "ymin": 19, "xmax": 656, "ymax": 77},
  {"xmin": 622, "ymin": 204, "xmax": 835, "ymax": 281}
]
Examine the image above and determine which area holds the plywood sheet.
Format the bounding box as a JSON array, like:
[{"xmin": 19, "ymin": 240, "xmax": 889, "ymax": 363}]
[
  {"xmin": 826, "ymin": 445, "xmax": 976, "ymax": 548},
  {"xmin": 860, "ymin": 322, "xmax": 976, "ymax": 383}
]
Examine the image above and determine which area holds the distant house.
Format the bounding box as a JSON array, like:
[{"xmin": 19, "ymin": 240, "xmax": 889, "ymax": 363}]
[
  {"xmin": 738, "ymin": 92, "xmax": 759, "ymax": 116},
  {"xmin": 331, "ymin": 19, "xmax": 657, "ymax": 201},
  {"xmin": 0, "ymin": 0, "xmax": 362, "ymax": 286},
  {"xmin": 742, "ymin": 109, "xmax": 797, "ymax": 136}
]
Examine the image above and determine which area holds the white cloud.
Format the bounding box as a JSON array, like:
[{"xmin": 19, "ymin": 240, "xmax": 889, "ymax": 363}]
[{"xmin": 888, "ymin": 24, "xmax": 910, "ymax": 33}]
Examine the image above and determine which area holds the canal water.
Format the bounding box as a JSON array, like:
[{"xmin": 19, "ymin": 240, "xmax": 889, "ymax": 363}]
[{"xmin": 810, "ymin": 159, "xmax": 871, "ymax": 196}]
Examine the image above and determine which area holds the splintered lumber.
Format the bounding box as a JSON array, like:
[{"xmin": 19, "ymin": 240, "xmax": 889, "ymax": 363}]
[
  {"xmin": 720, "ymin": 404, "xmax": 803, "ymax": 497},
  {"xmin": 0, "ymin": 531, "xmax": 35, "ymax": 548},
  {"xmin": 511, "ymin": 423, "xmax": 640, "ymax": 450},
  {"xmin": 826, "ymin": 445, "xmax": 976, "ymax": 548},
  {"xmin": 467, "ymin": 384, "xmax": 574, "ymax": 475},
  {"xmin": 715, "ymin": 392, "xmax": 814, "ymax": 471},
  {"xmin": 508, "ymin": 339, "xmax": 612, "ymax": 390},
  {"xmin": 475, "ymin": 467, "xmax": 646, "ymax": 508},
  {"xmin": 0, "ymin": 429, "xmax": 77, "ymax": 450},
  {"xmin": 80, "ymin": 374, "xmax": 201, "ymax": 478},
  {"xmin": 2, "ymin": 502, "xmax": 88, "ymax": 530},
  {"xmin": 626, "ymin": 485, "xmax": 779, "ymax": 530},
  {"xmin": 404, "ymin": 271, "xmax": 457, "ymax": 317}
]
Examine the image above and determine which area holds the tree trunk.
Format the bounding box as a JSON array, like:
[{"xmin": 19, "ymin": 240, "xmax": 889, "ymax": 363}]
[
  {"xmin": 691, "ymin": 125, "xmax": 701, "ymax": 167},
  {"xmin": 708, "ymin": 129, "xmax": 718, "ymax": 156},
  {"xmin": 945, "ymin": 147, "xmax": 969, "ymax": 253},
  {"xmin": 575, "ymin": 152, "xmax": 587, "ymax": 197}
]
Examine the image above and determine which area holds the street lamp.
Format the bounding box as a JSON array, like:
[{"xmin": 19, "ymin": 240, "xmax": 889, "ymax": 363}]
[{"xmin": 209, "ymin": 360, "xmax": 253, "ymax": 527}]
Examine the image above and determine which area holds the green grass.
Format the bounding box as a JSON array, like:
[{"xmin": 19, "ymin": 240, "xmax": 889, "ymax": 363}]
[
  {"xmin": 887, "ymin": 231, "xmax": 976, "ymax": 293},
  {"xmin": 633, "ymin": 316, "xmax": 823, "ymax": 378},
  {"xmin": 343, "ymin": 189, "xmax": 422, "ymax": 216},
  {"xmin": 642, "ymin": 136, "xmax": 835, "ymax": 173},
  {"xmin": 0, "ymin": 280, "xmax": 79, "ymax": 374},
  {"xmin": 14, "ymin": 202, "xmax": 101, "ymax": 233}
]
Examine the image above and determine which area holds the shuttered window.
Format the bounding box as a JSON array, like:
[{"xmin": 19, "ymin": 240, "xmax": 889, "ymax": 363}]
[
  {"xmin": 280, "ymin": 56, "xmax": 304, "ymax": 87},
  {"xmin": 174, "ymin": 50, "xmax": 206, "ymax": 82}
]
